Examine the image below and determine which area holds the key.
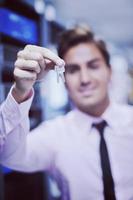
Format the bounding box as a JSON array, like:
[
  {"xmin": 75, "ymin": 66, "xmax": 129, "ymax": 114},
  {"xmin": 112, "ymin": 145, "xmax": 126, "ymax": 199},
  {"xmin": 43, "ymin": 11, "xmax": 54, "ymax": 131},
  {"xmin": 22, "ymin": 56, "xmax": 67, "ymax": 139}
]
[{"xmin": 55, "ymin": 65, "xmax": 65, "ymax": 83}]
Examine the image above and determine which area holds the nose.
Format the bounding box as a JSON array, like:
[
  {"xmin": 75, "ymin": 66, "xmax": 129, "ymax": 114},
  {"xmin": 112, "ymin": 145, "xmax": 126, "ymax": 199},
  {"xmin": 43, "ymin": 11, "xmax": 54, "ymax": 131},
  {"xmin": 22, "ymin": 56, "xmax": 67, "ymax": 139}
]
[{"xmin": 80, "ymin": 67, "xmax": 91, "ymax": 84}]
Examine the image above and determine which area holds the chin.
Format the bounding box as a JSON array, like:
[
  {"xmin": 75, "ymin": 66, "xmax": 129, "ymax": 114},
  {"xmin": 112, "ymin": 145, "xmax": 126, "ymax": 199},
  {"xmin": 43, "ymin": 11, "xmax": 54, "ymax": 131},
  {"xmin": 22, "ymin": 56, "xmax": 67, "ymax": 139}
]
[
  {"xmin": 76, "ymin": 99, "xmax": 101, "ymax": 111},
  {"xmin": 76, "ymin": 102, "xmax": 94, "ymax": 112}
]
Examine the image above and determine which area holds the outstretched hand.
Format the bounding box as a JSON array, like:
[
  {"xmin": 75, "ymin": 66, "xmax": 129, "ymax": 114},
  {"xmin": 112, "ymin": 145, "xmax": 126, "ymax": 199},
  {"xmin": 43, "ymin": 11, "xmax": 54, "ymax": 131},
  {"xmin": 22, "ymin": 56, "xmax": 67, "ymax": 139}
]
[{"xmin": 12, "ymin": 45, "xmax": 65, "ymax": 103}]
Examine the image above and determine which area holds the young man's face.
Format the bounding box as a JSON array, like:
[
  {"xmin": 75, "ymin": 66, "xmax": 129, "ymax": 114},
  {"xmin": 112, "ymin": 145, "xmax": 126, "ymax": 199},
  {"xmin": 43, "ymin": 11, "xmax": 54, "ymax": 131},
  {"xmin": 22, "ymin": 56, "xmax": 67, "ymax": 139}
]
[{"xmin": 63, "ymin": 42, "xmax": 111, "ymax": 115}]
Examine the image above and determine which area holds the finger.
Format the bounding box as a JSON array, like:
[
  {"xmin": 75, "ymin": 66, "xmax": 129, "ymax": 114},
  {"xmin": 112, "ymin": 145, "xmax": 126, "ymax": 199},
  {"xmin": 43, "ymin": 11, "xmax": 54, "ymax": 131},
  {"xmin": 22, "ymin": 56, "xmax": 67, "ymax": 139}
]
[
  {"xmin": 14, "ymin": 59, "xmax": 41, "ymax": 73},
  {"xmin": 17, "ymin": 50, "xmax": 45, "ymax": 70},
  {"xmin": 14, "ymin": 68, "xmax": 37, "ymax": 81},
  {"xmin": 24, "ymin": 45, "xmax": 65, "ymax": 67},
  {"xmin": 45, "ymin": 59, "xmax": 56, "ymax": 70}
]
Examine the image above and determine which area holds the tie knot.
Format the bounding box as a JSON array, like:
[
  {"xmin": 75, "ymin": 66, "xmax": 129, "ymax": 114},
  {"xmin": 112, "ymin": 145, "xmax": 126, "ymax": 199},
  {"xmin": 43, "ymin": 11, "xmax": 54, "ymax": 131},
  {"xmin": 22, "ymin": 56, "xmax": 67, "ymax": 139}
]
[{"xmin": 92, "ymin": 120, "xmax": 107, "ymax": 135}]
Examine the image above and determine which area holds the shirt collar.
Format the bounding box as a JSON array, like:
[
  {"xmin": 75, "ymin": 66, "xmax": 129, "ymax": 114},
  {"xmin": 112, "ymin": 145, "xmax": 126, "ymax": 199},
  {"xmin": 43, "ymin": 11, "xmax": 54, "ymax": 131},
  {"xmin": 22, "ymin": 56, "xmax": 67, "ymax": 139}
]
[
  {"xmin": 73, "ymin": 108, "xmax": 105, "ymax": 134},
  {"xmin": 73, "ymin": 101, "xmax": 118, "ymax": 134},
  {"xmin": 102, "ymin": 101, "xmax": 121, "ymax": 129}
]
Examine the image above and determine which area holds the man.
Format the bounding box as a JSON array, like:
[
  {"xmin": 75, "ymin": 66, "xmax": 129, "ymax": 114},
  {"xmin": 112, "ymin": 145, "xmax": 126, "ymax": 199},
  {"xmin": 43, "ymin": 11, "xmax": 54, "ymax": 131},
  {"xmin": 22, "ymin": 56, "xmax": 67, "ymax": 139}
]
[{"xmin": 0, "ymin": 26, "xmax": 133, "ymax": 200}]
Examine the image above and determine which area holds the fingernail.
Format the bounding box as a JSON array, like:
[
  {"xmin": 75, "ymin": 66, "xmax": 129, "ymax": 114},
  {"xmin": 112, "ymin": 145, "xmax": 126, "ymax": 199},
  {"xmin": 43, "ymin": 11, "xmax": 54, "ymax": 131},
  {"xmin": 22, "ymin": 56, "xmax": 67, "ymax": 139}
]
[{"xmin": 57, "ymin": 59, "xmax": 65, "ymax": 66}]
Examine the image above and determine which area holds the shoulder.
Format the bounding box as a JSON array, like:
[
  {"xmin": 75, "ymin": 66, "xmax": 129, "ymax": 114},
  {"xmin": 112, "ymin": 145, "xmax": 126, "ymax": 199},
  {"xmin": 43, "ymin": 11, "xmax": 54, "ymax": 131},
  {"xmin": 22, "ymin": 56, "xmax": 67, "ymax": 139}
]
[
  {"xmin": 38, "ymin": 110, "xmax": 76, "ymax": 132},
  {"xmin": 113, "ymin": 103, "xmax": 133, "ymax": 123},
  {"xmin": 116, "ymin": 103, "xmax": 133, "ymax": 114}
]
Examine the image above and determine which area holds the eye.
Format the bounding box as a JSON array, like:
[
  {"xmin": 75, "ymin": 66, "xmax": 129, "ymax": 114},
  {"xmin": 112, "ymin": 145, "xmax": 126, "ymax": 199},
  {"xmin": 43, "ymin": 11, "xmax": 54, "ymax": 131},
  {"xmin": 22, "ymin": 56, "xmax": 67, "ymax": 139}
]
[
  {"xmin": 88, "ymin": 64, "xmax": 99, "ymax": 69},
  {"xmin": 87, "ymin": 61, "xmax": 100, "ymax": 69},
  {"xmin": 65, "ymin": 64, "xmax": 80, "ymax": 74}
]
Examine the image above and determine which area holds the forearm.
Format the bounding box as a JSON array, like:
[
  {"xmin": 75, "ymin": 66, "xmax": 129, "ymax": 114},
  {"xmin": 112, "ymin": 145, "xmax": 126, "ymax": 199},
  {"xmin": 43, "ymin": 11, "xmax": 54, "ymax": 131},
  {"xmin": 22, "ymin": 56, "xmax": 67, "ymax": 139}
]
[
  {"xmin": 0, "ymin": 86, "xmax": 33, "ymax": 160},
  {"xmin": 12, "ymin": 83, "xmax": 33, "ymax": 103},
  {"xmin": 0, "ymin": 88, "xmax": 54, "ymax": 172}
]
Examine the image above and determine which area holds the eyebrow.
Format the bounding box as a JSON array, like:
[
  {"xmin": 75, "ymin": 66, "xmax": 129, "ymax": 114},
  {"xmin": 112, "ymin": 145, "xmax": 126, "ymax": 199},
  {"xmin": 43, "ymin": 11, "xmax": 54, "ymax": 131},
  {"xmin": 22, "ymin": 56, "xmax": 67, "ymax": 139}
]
[
  {"xmin": 65, "ymin": 63, "xmax": 80, "ymax": 69},
  {"xmin": 64, "ymin": 58, "xmax": 103, "ymax": 70},
  {"xmin": 86, "ymin": 58, "xmax": 102, "ymax": 65}
]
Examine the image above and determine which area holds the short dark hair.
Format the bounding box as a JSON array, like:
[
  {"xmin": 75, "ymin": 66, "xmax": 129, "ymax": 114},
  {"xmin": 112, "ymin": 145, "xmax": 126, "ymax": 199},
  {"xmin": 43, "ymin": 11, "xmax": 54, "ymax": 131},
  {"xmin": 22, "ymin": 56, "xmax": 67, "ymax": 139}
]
[{"xmin": 57, "ymin": 25, "xmax": 110, "ymax": 67}]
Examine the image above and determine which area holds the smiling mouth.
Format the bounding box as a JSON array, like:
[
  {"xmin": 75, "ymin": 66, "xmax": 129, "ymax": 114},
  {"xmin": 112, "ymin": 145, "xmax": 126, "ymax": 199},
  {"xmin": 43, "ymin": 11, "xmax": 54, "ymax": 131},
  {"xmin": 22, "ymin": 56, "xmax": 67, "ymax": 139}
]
[{"xmin": 79, "ymin": 87, "xmax": 96, "ymax": 96}]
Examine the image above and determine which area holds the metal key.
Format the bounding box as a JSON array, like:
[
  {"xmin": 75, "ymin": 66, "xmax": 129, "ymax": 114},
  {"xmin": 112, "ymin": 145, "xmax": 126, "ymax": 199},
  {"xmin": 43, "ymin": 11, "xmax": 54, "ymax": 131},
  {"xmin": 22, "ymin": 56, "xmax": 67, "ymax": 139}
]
[{"xmin": 55, "ymin": 65, "xmax": 65, "ymax": 83}]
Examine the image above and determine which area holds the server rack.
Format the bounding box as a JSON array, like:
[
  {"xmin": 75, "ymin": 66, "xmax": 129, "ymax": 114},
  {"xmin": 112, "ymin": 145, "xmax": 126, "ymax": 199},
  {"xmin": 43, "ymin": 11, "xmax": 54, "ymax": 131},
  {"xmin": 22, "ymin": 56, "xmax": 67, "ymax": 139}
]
[{"xmin": 0, "ymin": 1, "xmax": 47, "ymax": 199}]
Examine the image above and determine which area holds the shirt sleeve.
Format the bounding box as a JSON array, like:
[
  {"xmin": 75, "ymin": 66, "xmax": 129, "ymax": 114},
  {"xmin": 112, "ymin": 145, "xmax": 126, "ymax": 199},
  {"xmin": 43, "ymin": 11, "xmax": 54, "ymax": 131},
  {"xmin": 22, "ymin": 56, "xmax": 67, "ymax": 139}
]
[
  {"xmin": 0, "ymin": 87, "xmax": 33, "ymax": 147},
  {"xmin": 0, "ymin": 87, "xmax": 32, "ymax": 167},
  {"xmin": 0, "ymin": 88, "xmax": 57, "ymax": 172}
]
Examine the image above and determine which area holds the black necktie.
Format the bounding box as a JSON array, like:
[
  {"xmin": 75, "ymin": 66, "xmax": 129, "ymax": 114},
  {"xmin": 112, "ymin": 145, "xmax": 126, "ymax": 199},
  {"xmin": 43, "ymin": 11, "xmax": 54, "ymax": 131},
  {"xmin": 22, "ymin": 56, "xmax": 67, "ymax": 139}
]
[{"xmin": 93, "ymin": 120, "xmax": 116, "ymax": 200}]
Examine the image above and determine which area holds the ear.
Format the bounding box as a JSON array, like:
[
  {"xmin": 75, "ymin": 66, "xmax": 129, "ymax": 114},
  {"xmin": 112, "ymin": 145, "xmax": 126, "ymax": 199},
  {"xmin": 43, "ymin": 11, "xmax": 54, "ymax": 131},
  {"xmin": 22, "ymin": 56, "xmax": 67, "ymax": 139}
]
[
  {"xmin": 64, "ymin": 73, "xmax": 68, "ymax": 89},
  {"xmin": 108, "ymin": 66, "xmax": 112, "ymax": 81}
]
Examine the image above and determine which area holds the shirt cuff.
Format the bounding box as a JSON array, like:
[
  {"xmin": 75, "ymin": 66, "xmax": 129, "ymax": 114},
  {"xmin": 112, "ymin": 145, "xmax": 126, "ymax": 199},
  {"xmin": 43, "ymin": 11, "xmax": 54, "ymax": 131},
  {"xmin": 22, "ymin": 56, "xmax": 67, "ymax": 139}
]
[{"xmin": 2, "ymin": 86, "xmax": 34, "ymax": 119}]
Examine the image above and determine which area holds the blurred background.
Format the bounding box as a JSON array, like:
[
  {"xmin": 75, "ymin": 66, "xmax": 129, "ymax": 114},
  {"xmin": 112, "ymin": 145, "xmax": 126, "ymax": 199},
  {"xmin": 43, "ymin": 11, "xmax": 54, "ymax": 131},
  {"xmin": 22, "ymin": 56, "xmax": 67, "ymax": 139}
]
[{"xmin": 0, "ymin": 0, "xmax": 133, "ymax": 199}]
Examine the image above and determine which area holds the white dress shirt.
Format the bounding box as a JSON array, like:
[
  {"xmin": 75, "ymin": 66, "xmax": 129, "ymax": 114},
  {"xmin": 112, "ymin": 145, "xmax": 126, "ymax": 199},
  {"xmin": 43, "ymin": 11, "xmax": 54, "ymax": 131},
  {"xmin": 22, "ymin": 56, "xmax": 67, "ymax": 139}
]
[{"xmin": 1, "ymin": 90, "xmax": 133, "ymax": 200}]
